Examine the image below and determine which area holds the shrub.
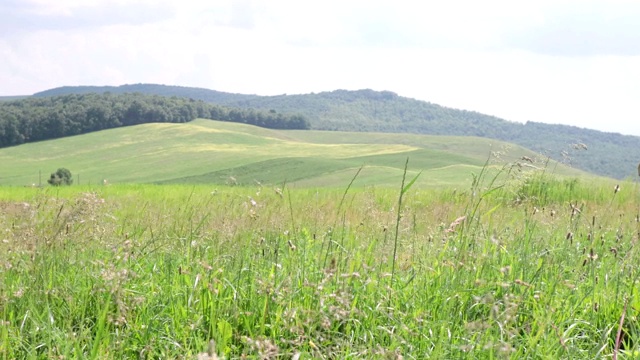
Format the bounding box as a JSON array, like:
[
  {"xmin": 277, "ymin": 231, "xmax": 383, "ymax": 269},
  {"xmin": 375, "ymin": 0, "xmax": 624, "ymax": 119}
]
[{"xmin": 48, "ymin": 168, "xmax": 73, "ymax": 186}]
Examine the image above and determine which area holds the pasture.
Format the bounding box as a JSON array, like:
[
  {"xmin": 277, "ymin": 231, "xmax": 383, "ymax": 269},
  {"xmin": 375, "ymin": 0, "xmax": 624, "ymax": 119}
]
[
  {"xmin": 1, "ymin": 160, "xmax": 639, "ymax": 358},
  {"xmin": 0, "ymin": 119, "xmax": 590, "ymax": 187}
]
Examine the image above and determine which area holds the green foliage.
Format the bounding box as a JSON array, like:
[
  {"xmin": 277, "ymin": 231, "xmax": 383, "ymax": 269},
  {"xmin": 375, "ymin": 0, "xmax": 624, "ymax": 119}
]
[
  {"xmin": 511, "ymin": 122, "xmax": 640, "ymax": 180},
  {"xmin": 47, "ymin": 167, "xmax": 73, "ymax": 186},
  {"xmin": 0, "ymin": 93, "xmax": 309, "ymax": 148},
  {"xmin": 1, "ymin": 175, "xmax": 639, "ymax": 358}
]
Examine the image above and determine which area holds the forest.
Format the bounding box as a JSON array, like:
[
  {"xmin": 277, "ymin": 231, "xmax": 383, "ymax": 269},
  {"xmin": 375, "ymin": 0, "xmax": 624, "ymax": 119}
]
[{"xmin": 0, "ymin": 92, "xmax": 309, "ymax": 147}]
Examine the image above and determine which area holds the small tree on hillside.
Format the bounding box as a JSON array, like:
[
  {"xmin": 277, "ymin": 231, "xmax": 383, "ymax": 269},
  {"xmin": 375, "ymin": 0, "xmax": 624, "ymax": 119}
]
[{"xmin": 48, "ymin": 168, "xmax": 73, "ymax": 186}]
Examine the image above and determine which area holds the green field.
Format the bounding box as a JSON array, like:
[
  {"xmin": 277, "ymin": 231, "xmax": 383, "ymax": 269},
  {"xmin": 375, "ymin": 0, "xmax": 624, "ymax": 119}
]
[
  {"xmin": 3, "ymin": 119, "xmax": 634, "ymax": 358},
  {"xmin": 1, "ymin": 168, "xmax": 639, "ymax": 358},
  {"xmin": 0, "ymin": 119, "xmax": 592, "ymax": 188}
]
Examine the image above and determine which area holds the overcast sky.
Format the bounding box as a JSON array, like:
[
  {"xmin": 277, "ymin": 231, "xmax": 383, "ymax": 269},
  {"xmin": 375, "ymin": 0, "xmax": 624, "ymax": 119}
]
[{"xmin": 2, "ymin": 0, "xmax": 640, "ymax": 136}]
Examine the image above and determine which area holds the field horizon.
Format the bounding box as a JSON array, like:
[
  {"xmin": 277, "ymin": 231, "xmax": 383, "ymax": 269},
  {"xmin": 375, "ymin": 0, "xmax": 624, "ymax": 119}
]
[{"xmin": 0, "ymin": 118, "xmax": 599, "ymax": 188}]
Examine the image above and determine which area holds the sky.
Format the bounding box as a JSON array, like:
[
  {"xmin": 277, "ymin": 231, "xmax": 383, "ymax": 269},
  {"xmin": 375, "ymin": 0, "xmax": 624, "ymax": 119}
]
[{"xmin": 1, "ymin": 0, "xmax": 640, "ymax": 136}]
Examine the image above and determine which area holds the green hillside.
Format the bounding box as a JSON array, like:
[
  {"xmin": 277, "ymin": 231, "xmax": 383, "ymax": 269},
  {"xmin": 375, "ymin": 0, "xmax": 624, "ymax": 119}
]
[
  {"xmin": 220, "ymin": 90, "xmax": 640, "ymax": 180},
  {"xmin": 0, "ymin": 92, "xmax": 309, "ymax": 148},
  {"xmin": 32, "ymin": 84, "xmax": 640, "ymax": 179},
  {"xmin": 0, "ymin": 118, "xmax": 590, "ymax": 188}
]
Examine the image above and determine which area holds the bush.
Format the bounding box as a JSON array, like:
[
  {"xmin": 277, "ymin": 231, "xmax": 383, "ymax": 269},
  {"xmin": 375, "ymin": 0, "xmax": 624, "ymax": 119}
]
[{"xmin": 48, "ymin": 168, "xmax": 73, "ymax": 186}]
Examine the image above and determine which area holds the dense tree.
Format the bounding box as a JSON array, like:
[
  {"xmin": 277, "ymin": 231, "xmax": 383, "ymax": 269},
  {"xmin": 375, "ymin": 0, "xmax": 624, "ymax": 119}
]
[
  {"xmin": 0, "ymin": 93, "xmax": 310, "ymax": 148},
  {"xmin": 48, "ymin": 168, "xmax": 73, "ymax": 186}
]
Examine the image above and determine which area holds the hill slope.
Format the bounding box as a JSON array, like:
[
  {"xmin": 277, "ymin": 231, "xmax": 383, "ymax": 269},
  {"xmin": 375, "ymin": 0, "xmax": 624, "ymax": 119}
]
[
  {"xmin": 0, "ymin": 119, "xmax": 589, "ymax": 188},
  {"xmin": 33, "ymin": 84, "xmax": 640, "ymax": 179},
  {"xmin": 0, "ymin": 92, "xmax": 309, "ymax": 148}
]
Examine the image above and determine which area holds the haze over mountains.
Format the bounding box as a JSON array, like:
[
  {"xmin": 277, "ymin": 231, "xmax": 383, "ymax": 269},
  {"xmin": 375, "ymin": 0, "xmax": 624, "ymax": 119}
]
[{"xmin": 5, "ymin": 83, "xmax": 640, "ymax": 179}]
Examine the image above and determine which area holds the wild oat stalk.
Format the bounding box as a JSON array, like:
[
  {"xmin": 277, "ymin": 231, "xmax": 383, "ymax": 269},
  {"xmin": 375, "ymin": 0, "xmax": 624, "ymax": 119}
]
[
  {"xmin": 323, "ymin": 166, "xmax": 362, "ymax": 268},
  {"xmin": 390, "ymin": 158, "xmax": 420, "ymax": 285},
  {"xmin": 613, "ymin": 298, "xmax": 628, "ymax": 360}
]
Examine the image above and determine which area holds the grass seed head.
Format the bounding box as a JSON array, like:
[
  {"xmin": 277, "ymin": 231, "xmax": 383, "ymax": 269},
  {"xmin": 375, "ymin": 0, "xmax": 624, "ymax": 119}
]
[{"xmin": 197, "ymin": 340, "xmax": 221, "ymax": 360}]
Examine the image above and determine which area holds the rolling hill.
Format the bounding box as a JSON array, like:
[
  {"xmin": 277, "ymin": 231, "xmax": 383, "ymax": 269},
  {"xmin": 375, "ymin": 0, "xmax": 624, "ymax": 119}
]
[
  {"xmin": 0, "ymin": 118, "xmax": 590, "ymax": 188},
  {"xmin": 31, "ymin": 84, "xmax": 640, "ymax": 179}
]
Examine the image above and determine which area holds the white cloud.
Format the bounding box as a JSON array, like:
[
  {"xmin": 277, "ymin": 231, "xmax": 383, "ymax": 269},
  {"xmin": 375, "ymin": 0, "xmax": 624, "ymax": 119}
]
[
  {"xmin": 506, "ymin": 1, "xmax": 640, "ymax": 56},
  {"xmin": 1, "ymin": 0, "xmax": 640, "ymax": 136}
]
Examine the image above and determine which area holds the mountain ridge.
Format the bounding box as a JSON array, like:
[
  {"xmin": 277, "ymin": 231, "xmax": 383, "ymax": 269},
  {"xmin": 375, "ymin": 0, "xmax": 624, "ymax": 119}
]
[{"xmin": 26, "ymin": 84, "xmax": 640, "ymax": 179}]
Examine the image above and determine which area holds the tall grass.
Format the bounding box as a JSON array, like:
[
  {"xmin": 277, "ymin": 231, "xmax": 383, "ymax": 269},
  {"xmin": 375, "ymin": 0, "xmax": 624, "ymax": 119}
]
[{"xmin": 0, "ymin": 167, "xmax": 639, "ymax": 358}]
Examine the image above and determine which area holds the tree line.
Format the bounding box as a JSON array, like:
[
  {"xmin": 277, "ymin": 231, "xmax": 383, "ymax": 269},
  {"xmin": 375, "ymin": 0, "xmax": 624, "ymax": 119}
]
[{"xmin": 0, "ymin": 93, "xmax": 309, "ymax": 147}]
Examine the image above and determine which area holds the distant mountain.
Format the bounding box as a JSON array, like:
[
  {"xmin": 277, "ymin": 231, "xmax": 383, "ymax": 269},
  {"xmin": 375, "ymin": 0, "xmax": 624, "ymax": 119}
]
[
  {"xmin": 30, "ymin": 84, "xmax": 640, "ymax": 179},
  {"xmin": 33, "ymin": 84, "xmax": 259, "ymax": 104}
]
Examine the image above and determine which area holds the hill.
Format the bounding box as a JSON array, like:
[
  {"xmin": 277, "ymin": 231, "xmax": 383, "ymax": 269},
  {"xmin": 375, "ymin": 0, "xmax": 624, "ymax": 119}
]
[
  {"xmin": 32, "ymin": 84, "xmax": 640, "ymax": 179},
  {"xmin": 0, "ymin": 118, "xmax": 590, "ymax": 188},
  {"xmin": 0, "ymin": 92, "xmax": 308, "ymax": 147}
]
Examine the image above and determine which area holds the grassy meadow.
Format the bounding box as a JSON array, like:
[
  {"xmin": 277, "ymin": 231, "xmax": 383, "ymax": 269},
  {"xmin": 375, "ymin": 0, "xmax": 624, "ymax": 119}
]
[
  {"xmin": 1, "ymin": 119, "xmax": 636, "ymax": 358},
  {"xmin": 0, "ymin": 119, "xmax": 591, "ymax": 188},
  {"xmin": 1, "ymin": 153, "xmax": 640, "ymax": 358}
]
